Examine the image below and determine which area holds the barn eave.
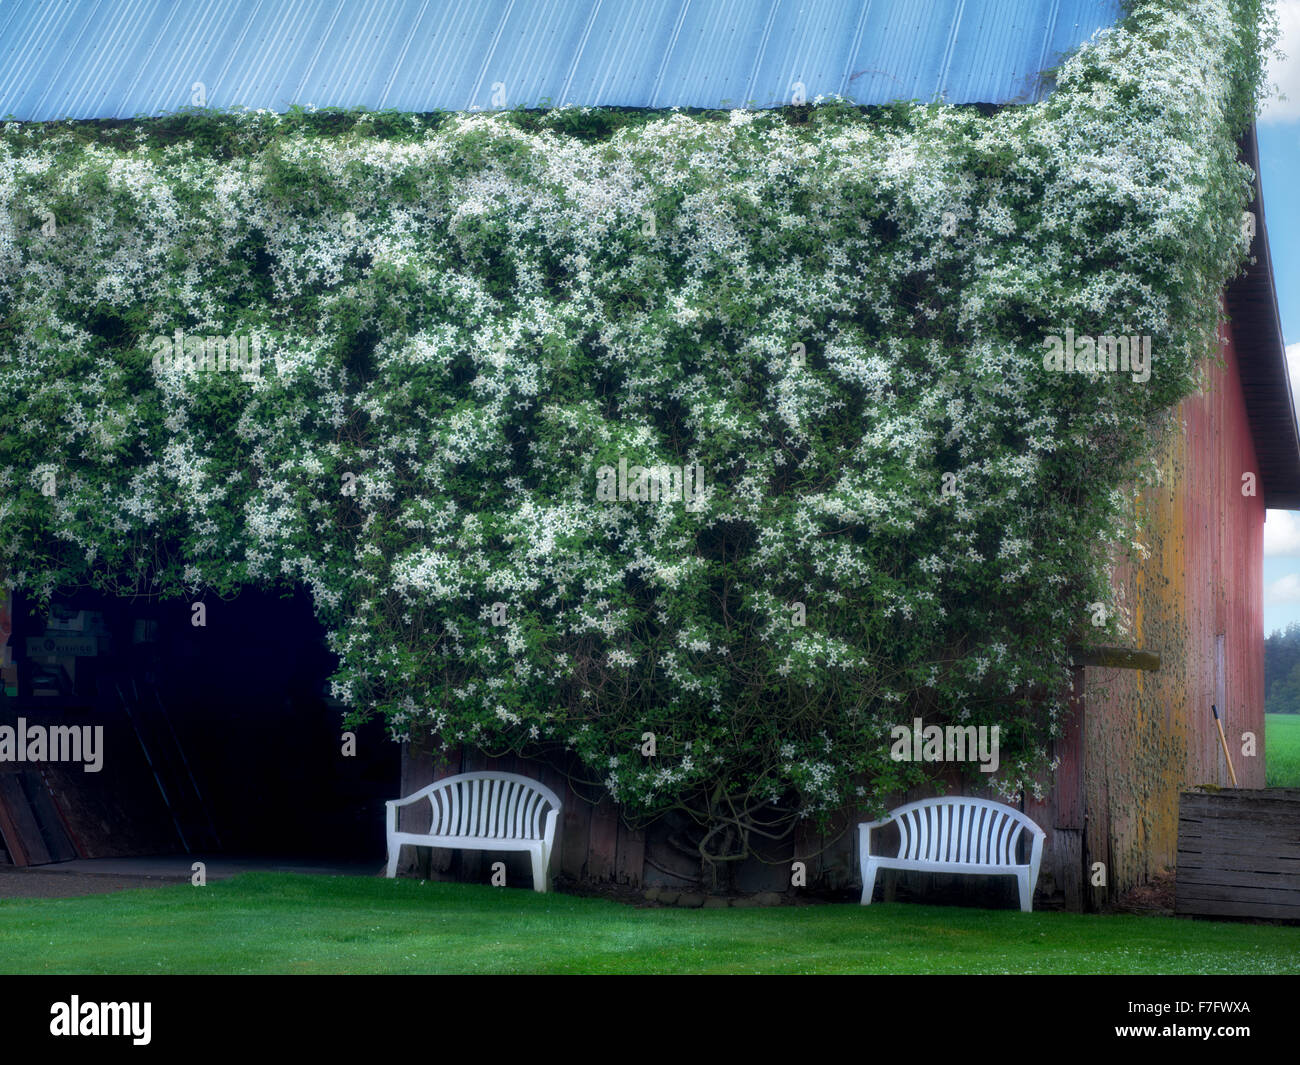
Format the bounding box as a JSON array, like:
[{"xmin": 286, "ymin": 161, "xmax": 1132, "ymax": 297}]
[{"xmin": 1226, "ymin": 122, "xmax": 1300, "ymax": 510}]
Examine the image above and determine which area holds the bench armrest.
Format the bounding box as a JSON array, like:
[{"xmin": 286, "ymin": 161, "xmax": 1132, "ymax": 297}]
[{"xmin": 858, "ymin": 818, "xmax": 890, "ymax": 858}]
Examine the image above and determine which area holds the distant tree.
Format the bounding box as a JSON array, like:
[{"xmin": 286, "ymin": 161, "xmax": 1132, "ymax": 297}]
[{"xmin": 1265, "ymin": 623, "xmax": 1300, "ymax": 712}]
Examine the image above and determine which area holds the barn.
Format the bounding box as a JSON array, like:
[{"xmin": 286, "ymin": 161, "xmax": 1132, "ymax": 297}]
[{"xmin": 0, "ymin": 0, "xmax": 1293, "ymax": 912}]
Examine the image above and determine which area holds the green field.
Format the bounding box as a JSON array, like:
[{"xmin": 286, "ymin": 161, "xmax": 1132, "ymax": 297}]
[
  {"xmin": 1267, "ymin": 713, "xmax": 1300, "ymax": 787},
  {"xmin": 1, "ymin": 873, "xmax": 1297, "ymax": 974}
]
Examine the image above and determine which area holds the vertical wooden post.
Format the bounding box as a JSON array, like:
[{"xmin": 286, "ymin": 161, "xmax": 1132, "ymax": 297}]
[
  {"xmin": 560, "ymin": 789, "xmax": 592, "ymax": 882},
  {"xmin": 615, "ymin": 823, "xmax": 646, "ymax": 887},
  {"xmin": 1027, "ymin": 665, "xmax": 1086, "ymax": 909},
  {"xmin": 397, "ymin": 738, "xmax": 435, "ymax": 878},
  {"xmin": 587, "ymin": 793, "xmax": 619, "ymax": 882},
  {"xmin": 793, "ymin": 816, "xmax": 820, "ymax": 895}
]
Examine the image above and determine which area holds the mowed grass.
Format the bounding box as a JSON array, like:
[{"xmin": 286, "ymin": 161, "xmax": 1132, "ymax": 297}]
[
  {"xmin": 1, "ymin": 873, "xmax": 1297, "ymax": 974},
  {"xmin": 1266, "ymin": 713, "xmax": 1300, "ymax": 787}
]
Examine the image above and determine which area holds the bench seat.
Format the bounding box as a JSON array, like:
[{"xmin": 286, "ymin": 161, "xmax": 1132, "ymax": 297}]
[
  {"xmin": 386, "ymin": 771, "xmax": 562, "ymax": 893},
  {"xmin": 859, "ymin": 796, "xmax": 1045, "ymax": 912}
]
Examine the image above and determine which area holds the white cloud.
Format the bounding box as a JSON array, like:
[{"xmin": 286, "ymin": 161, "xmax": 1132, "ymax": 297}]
[
  {"xmin": 1261, "ymin": 1, "xmax": 1300, "ymax": 122},
  {"xmin": 1280, "ymin": 342, "xmax": 1300, "ymax": 428},
  {"xmin": 1267, "ymin": 510, "xmax": 1300, "ymax": 555},
  {"xmin": 1286, "ymin": 341, "xmax": 1300, "ymax": 389},
  {"xmin": 1267, "ymin": 572, "xmax": 1300, "ymax": 602}
]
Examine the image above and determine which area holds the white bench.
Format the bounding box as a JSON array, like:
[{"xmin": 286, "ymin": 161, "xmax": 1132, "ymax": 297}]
[
  {"xmin": 386, "ymin": 771, "xmax": 562, "ymax": 893},
  {"xmin": 859, "ymin": 796, "xmax": 1045, "ymax": 912}
]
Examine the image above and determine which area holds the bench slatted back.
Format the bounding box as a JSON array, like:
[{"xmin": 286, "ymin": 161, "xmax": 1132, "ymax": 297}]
[
  {"xmin": 894, "ymin": 798, "xmax": 1028, "ymax": 865},
  {"xmin": 423, "ymin": 772, "xmax": 559, "ymax": 841}
]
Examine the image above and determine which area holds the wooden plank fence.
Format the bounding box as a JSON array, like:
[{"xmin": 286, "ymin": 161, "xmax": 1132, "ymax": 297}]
[{"xmin": 1175, "ymin": 788, "xmax": 1300, "ymax": 922}]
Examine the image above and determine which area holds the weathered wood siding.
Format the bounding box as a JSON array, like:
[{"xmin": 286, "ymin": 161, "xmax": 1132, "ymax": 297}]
[
  {"xmin": 1175, "ymin": 789, "xmax": 1300, "ymax": 921},
  {"xmin": 1044, "ymin": 317, "xmax": 1267, "ymax": 907}
]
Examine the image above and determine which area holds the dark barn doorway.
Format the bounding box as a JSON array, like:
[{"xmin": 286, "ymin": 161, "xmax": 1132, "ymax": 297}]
[{"xmin": 0, "ymin": 587, "xmax": 398, "ymax": 867}]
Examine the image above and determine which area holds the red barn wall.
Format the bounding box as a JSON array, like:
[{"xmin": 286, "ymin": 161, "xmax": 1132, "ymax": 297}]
[
  {"xmin": 1181, "ymin": 318, "xmax": 1266, "ymax": 790},
  {"xmin": 1063, "ymin": 315, "xmax": 1266, "ymax": 907}
]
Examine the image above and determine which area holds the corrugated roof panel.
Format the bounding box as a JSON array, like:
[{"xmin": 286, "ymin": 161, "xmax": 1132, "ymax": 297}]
[
  {"xmin": 648, "ymin": 0, "xmax": 772, "ymax": 108},
  {"xmin": 942, "ymin": 0, "xmax": 1062, "ymax": 105},
  {"xmin": 123, "ymin": 0, "xmax": 242, "ymax": 119},
  {"xmin": 0, "ymin": 0, "xmax": 1126, "ymax": 120},
  {"xmin": 844, "ymin": 0, "xmax": 964, "ymax": 105},
  {"xmin": 555, "ymin": 0, "xmax": 685, "ymax": 107},
  {"xmin": 743, "ymin": 0, "xmax": 864, "ymax": 108},
  {"xmin": 379, "ymin": 0, "xmax": 496, "ymax": 113},
  {"xmin": 460, "ymin": 0, "xmax": 595, "ymax": 111},
  {"xmin": 231, "ymin": 0, "xmax": 350, "ymax": 115},
  {"xmin": 302, "ymin": 0, "xmax": 408, "ymax": 112},
  {"xmin": 1046, "ymin": 0, "xmax": 1123, "ymax": 84}
]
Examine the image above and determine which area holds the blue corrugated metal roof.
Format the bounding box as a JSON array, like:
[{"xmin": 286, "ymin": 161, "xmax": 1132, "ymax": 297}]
[{"xmin": 0, "ymin": 0, "xmax": 1123, "ymax": 120}]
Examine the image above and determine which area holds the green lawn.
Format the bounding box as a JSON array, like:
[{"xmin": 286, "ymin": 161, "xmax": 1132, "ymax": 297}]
[
  {"xmin": 1266, "ymin": 713, "xmax": 1300, "ymax": 787},
  {"xmin": 1, "ymin": 872, "xmax": 1297, "ymax": 974}
]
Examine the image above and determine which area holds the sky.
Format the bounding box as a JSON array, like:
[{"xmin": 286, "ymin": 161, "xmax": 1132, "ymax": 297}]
[{"xmin": 1250, "ymin": 1, "xmax": 1300, "ymax": 633}]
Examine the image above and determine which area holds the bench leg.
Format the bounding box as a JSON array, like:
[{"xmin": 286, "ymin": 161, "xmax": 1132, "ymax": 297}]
[
  {"xmin": 531, "ymin": 845, "xmax": 548, "ymax": 893},
  {"xmin": 386, "ymin": 841, "xmax": 400, "ymax": 879},
  {"xmin": 860, "ymin": 859, "xmax": 879, "ymax": 905},
  {"xmin": 1017, "ymin": 869, "xmax": 1033, "ymax": 912}
]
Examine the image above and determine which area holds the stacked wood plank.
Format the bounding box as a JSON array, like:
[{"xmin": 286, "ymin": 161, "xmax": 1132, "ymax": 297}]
[
  {"xmin": 1175, "ymin": 789, "xmax": 1300, "ymax": 922},
  {"xmin": 0, "ymin": 769, "xmax": 77, "ymax": 866}
]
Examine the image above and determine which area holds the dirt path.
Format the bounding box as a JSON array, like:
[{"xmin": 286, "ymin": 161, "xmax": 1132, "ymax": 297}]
[{"xmin": 0, "ymin": 869, "xmax": 180, "ymax": 899}]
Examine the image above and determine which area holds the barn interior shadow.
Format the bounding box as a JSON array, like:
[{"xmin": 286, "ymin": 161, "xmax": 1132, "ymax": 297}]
[{"xmin": 0, "ymin": 587, "xmax": 398, "ymax": 869}]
